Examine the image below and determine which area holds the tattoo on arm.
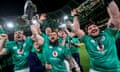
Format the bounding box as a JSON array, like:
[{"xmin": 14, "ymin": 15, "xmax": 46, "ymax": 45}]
[{"xmin": 109, "ymin": 23, "xmax": 115, "ymax": 28}]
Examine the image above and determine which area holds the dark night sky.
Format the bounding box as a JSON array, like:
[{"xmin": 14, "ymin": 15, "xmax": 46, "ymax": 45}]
[
  {"xmin": 0, "ymin": 0, "xmax": 84, "ymax": 40},
  {"xmin": 0, "ymin": 0, "xmax": 71, "ymax": 17}
]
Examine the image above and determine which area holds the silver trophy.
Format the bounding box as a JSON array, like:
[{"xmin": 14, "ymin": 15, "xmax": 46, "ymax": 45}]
[{"xmin": 22, "ymin": 0, "xmax": 37, "ymax": 23}]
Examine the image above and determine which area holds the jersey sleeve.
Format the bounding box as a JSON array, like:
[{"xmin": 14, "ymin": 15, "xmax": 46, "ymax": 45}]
[
  {"xmin": 0, "ymin": 28, "xmax": 5, "ymax": 34},
  {"xmin": 41, "ymin": 33, "xmax": 49, "ymax": 43},
  {"xmin": 80, "ymin": 35, "xmax": 90, "ymax": 43},
  {"xmin": 74, "ymin": 38, "xmax": 80, "ymax": 43},
  {"xmin": 25, "ymin": 37, "xmax": 33, "ymax": 50},
  {"xmin": 63, "ymin": 47, "xmax": 72, "ymax": 59},
  {"xmin": 104, "ymin": 28, "xmax": 120, "ymax": 39}
]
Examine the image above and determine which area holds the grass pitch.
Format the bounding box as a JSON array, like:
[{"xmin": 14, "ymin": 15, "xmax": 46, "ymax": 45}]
[{"xmin": 79, "ymin": 44, "xmax": 90, "ymax": 72}]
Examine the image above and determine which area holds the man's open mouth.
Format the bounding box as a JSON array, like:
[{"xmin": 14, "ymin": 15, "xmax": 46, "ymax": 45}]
[
  {"xmin": 92, "ymin": 29, "xmax": 97, "ymax": 33},
  {"xmin": 51, "ymin": 37, "xmax": 55, "ymax": 40}
]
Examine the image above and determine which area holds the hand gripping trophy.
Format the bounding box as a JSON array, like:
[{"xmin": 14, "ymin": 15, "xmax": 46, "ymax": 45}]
[{"xmin": 22, "ymin": 0, "xmax": 37, "ymax": 24}]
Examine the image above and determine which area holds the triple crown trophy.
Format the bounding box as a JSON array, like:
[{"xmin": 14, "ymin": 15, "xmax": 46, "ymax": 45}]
[{"xmin": 22, "ymin": 0, "xmax": 37, "ymax": 24}]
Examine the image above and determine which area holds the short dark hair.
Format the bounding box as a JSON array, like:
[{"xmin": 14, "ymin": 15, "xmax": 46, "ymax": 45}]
[
  {"xmin": 50, "ymin": 31, "xmax": 59, "ymax": 37},
  {"xmin": 85, "ymin": 21, "xmax": 96, "ymax": 33}
]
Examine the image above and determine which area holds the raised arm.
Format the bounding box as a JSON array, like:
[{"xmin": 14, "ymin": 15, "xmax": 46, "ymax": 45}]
[
  {"xmin": 0, "ymin": 25, "xmax": 8, "ymax": 55},
  {"xmin": 71, "ymin": 9, "xmax": 80, "ymax": 31},
  {"xmin": 0, "ymin": 34, "xmax": 8, "ymax": 55},
  {"xmin": 104, "ymin": 0, "xmax": 120, "ymax": 29},
  {"xmin": 31, "ymin": 24, "xmax": 44, "ymax": 46},
  {"xmin": 71, "ymin": 9, "xmax": 85, "ymax": 39}
]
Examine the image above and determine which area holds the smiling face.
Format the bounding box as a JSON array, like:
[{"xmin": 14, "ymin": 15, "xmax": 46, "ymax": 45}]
[
  {"xmin": 58, "ymin": 29, "xmax": 64, "ymax": 37},
  {"xmin": 87, "ymin": 24, "xmax": 100, "ymax": 37},
  {"xmin": 14, "ymin": 30, "xmax": 24, "ymax": 41}
]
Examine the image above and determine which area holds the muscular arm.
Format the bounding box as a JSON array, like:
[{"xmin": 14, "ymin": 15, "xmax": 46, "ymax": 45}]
[
  {"xmin": 31, "ymin": 24, "xmax": 44, "ymax": 46},
  {"xmin": 106, "ymin": 0, "xmax": 120, "ymax": 29},
  {"xmin": 35, "ymin": 34, "xmax": 44, "ymax": 46},
  {"xmin": 71, "ymin": 9, "xmax": 85, "ymax": 39},
  {"xmin": 0, "ymin": 48, "xmax": 7, "ymax": 55},
  {"xmin": 0, "ymin": 34, "xmax": 8, "ymax": 55},
  {"xmin": 0, "ymin": 42, "xmax": 8, "ymax": 55},
  {"xmin": 73, "ymin": 16, "xmax": 80, "ymax": 31}
]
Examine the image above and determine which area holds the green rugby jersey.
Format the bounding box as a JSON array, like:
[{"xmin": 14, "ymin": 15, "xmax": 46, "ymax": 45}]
[
  {"xmin": 82, "ymin": 28, "xmax": 120, "ymax": 71},
  {"xmin": 41, "ymin": 33, "xmax": 49, "ymax": 44},
  {"xmin": 0, "ymin": 28, "xmax": 5, "ymax": 34},
  {"xmin": 5, "ymin": 37, "xmax": 33, "ymax": 71},
  {"xmin": 0, "ymin": 41, "xmax": 13, "ymax": 68},
  {"xmin": 58, "ymin": 36, "xmax": 71, "ymax": 48},
  {"xmin": 70, "ymin": 37, "xmax": 80, "ymax": 54},
  {"xmin": 0, "ymin": 53, "xmax": 12, "ymax": 68},
  {"xmin": 45, "ymin": 45, "xmax": 72, "ymax": 72},
  {"xmin": 31, "ymin": 44, "xmax": 46, "ymax": 66}
]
